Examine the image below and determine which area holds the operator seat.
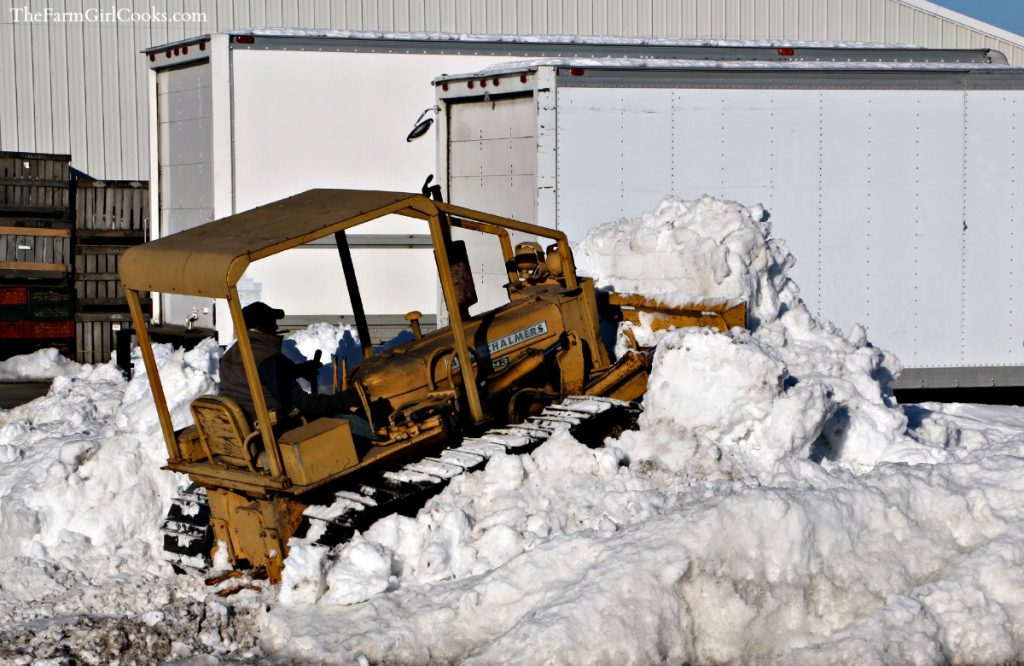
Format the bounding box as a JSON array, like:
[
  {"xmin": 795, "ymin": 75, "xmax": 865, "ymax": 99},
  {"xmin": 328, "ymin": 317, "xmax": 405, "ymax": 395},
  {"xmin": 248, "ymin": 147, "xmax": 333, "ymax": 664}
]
[{"xmin": 190, "ymin": 395, "xmax": 264, "ymax": 472}]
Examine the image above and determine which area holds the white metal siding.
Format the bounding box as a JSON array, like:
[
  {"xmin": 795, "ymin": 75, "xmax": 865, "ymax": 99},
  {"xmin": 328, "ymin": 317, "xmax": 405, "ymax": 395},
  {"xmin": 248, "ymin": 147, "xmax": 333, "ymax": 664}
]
[
  {"xmin": 2, "ymin": 0, "xmax": 1022, "ymax": 180},
  {"xmin": 554, "ymin": 84, "xmax": 1024, "ymax": 371}
]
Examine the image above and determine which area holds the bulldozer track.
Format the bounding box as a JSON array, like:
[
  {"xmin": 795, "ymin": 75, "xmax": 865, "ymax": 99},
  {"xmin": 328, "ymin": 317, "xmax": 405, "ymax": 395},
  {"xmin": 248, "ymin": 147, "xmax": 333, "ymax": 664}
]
[{"xmin": 160, "ymin": 396, "xmax": 640, "ymax": 574}]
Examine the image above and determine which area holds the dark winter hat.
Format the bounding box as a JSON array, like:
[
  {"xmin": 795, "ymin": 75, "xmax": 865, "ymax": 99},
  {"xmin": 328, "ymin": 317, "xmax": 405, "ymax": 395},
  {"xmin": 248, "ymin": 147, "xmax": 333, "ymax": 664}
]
[{"xmin": 242, "ymin": 301, "xmax": 285, "ymax": 329}]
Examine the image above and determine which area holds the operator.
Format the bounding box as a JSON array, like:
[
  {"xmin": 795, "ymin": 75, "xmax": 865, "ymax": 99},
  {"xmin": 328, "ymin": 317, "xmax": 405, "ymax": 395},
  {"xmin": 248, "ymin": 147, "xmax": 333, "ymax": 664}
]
[{"xmin": 219, "ymin": 301, "xmax": 349, "ymax": 423}]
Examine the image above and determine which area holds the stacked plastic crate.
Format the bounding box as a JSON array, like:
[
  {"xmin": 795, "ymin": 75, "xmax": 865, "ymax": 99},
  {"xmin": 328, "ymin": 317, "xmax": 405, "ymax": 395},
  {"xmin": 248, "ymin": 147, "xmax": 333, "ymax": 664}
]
[
  {"xmin": 74, "ymin": 180, "xmax": 149, "ymax": 364},
  {"xmin": 0, "ymin": 152, "xmax": 76, "ymax": 360}
]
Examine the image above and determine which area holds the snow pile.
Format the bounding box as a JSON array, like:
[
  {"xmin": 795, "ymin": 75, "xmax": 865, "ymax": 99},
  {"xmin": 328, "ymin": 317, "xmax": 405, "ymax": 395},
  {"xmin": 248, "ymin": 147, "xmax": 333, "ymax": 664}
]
[
  {"xmin": 576, "ymin": 196, "xmax": 784, "ymax": 324},
  {"xmin": 0, "ymin": 340, "xmax": 221, "ymax": 562},
  {"xmin": 2, "ymin": 195, "xmax": 1023, "ymax": 663},
  {"xmin": 0, "ymin": 339, "xmax": 263, "ymax": 661},
  {"xmin": 260, "ymin": 196, "xmax": 1024, "ymax": 664},
  {"xmin": 577, "ymin": 195, "xmax": 923, "ymax": 476},
  {"xmin": 0, "ymin": 321, "xmax": 339, "ymax": 568},
  {"xmin": 282, "ymin": 321, "xmax": 363, "ymax": 391},
  {"xmin": 0, "ymin": 347, "xmax": 81, "ymax": 381},
  {"xmin": 265, "ymin": 410, "xmax": 1024, "ymax": 664},
  {"xmin": 286, "ymin": 322, "xmax": 350, "ymax": 362},
  {"xmin": 0, "ymin": 327, "xmax": 386, "ymax": 661}
]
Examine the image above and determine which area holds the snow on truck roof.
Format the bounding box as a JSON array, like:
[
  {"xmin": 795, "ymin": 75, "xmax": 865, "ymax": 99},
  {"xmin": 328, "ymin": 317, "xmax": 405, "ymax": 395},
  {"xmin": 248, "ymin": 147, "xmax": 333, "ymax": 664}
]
[
  {"xmin": 433, "ymin": 55, "xmax": 1024, "ymax": 82},
  {"xmin": 142, "ymin": 29, "xmax": 921, "ymax": 52},
  {"xmin": 227, "ymin": 28, "xmax": 914, "ymax": 50},
  {"xmin": 143, "ymin": 29, "xmax": 1006, "ymax": 70}
]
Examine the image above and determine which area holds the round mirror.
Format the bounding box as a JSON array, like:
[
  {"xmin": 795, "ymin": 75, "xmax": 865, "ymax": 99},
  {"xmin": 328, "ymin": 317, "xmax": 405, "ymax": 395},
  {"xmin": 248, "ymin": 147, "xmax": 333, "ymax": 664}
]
[{"xmin": 406, "ymin": 117, "xmax": 434, "ymax": 142}]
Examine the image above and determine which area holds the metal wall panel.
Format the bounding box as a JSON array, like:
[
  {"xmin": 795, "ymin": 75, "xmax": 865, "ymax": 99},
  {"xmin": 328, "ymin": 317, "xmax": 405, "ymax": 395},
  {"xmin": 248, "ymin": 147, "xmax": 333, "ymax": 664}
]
[
  {"xmin": 0, "ymin": 11, "xmax": 17, "ymax": 148},
  {"xmin": 157, "ymin": 62, "xmax": 213, "ymax": 233},
  {"xmin": 156, "ymin": 60, "xmax": 214, "ymax": 329},
  {"xmin": 551, "ymin": 81, "xmax": 1020, "ymax": 372},
  {"xmin": 116, "ymin": 3, "xmax": 136, "ymax": 174},
  {"xmin": 12, "ymin": 18, "xmax": 37, "ymax": 150},
  {"xmin": 32, "ymin": 15, "xmax": 54, "ymax": 153},
  {"xmin": 962, "ymin": 90, "xmax": 1024, "ymax": 368},
  {"xmin": 448, "ymin": 94, "xmax": 538, "ymax": 313},
  {"xmin": 557, "ymin": 88, "xmax": 673, "ymax": 239},
  {"xmin": 910, "ymin": 91, "xmax": 968, "ymax": 368},
  {"xmin": 47, "ymin": 0, "xmax": 71, "ymax": 155},
  {"xmin": 817, "ymin": 90, "xmax": 961, "ymax": 356},
  {"xmin": 2, "ymin": 0, "xmax": 1023, "ymax": 180},
  {"xmin": 818, "ymin": 93, "xmax": 875, "ymax": 338},
  {"xmin": 230, "ymin": 49, "xmax": 516, "ymax": 215}
]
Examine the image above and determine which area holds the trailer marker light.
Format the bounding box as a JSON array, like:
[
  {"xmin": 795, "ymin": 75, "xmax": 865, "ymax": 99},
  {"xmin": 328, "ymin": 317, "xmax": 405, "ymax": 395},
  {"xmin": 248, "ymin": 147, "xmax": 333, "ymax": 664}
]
[
  {"xmin": 149, "ymin": 53, "xmax": 155, "ymax": 61},
  {"xmin": 182, "ymin": 46, "xmax": 188, "ymax": 55},
  {"xmin": 778, "ymin": 48, "xmax": 795, "ymax": 56},
  {"xmin": 173, "ymin": 48, "xmax": 180, "ymax": 55},
  {"xmin": 493, "ymin": 78, "xmax": 500, "ymax": 86},
  {"xmin": 468, "ymin": 81, "xmax": 475, "ymax": 89},
  {"xmin": 235, "ymin": 35, "xmax": 256, "ymax": 44},
  {"xmin": 165, "ymin": 50, "xmax": 171, "ymax": 58},
  {"xmin": 569, "ymin": 67, "xmax": 585, "ymax": 76},
  {"xmin": 442, "ymin": 82, "xmax": 449, "ymax": 91},
  {"xmin": 520, "ymin": 74, "xmax": 528, "ymax": 83},
  {"xmin": 200, "ymin": 41, "xmax": 206, "ymax": 51}
]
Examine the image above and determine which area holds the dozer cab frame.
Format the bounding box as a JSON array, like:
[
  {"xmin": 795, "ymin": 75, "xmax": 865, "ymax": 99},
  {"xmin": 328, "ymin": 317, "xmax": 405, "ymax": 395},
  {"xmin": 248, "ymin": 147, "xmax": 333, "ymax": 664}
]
[{"xmin": 120, "ymin": 189, "xmax": 744, "ymax": 581}]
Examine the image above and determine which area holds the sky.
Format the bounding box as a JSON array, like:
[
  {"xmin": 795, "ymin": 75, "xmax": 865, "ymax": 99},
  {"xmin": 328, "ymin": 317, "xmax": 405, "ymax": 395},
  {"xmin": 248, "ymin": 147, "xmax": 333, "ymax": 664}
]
[{"xmin": 931, "ymin": 0, "xmax": 1024, "ymax": 36}]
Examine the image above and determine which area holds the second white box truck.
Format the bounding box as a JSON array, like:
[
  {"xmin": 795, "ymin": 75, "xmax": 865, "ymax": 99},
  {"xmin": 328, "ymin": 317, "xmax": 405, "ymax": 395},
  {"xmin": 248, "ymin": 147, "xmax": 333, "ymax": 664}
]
[{"xmin": 434, "ymin": 55, "xmax": 1024, "ymax": 390}]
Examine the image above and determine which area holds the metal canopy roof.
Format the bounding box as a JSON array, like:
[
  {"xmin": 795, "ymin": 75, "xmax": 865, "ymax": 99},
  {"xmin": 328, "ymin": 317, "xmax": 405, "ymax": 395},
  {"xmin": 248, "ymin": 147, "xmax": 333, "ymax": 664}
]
[{"xmin": 119, "ymin": 189, "xmax": 433, "ymax": 297}]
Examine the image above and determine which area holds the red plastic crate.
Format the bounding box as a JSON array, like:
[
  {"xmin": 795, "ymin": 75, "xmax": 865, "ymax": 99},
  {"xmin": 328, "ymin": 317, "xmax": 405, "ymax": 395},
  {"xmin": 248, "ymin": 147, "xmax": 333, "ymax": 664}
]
[
  {"xmin": 0, "ymin": 321, "xmax": 29, "ymax": 338},
  {"xmin": 0, "ymin": 287, "xmax": 29, "ymax": 305},
  {"xmin": 29, "ymin": 319, "xmax": 74, "ymax": 339}
]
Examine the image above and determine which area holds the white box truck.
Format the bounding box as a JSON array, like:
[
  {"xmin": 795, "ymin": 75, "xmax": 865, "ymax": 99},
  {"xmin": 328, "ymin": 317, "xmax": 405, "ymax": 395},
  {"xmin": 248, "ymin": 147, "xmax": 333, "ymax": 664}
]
[
  {"xmin": 143, "ymin": 30, "xmax": 996, "ymax": 344},
  {"xmin": 433, "ymin": 55, "xmax": 1024, "ymax": 390}
]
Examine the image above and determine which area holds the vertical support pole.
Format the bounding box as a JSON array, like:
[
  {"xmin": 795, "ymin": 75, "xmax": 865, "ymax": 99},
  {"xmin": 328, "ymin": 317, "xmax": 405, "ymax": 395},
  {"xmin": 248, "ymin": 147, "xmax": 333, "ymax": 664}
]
[
  {"xmin": 225, "ymin": 287, "xmax": 286, "ymax": 481},
  {"xmin": 335, "ymin": 230, "xmax": 374, "ymax": 359},
  {"xmin": 556, "ymin": 235, "xmax": 578, "ymax": 290},
  {"xmin": 497, "ymin": 229, "xmax": 518, "ymax": 287},
  {"xmin": 127, "ymin": 288, "xmax": 179, "ymax": 460},
  {"xmin": 428, "ymin": 214, "xmax": 486, "ymax": 424}
]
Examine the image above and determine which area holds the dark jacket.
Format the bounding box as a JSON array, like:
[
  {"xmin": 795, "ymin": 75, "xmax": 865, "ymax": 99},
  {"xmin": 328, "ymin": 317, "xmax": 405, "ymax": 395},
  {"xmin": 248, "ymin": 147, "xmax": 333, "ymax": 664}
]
[{"xmin": 219, "ymin": 330, "xmax": 346, "ymax": 422}]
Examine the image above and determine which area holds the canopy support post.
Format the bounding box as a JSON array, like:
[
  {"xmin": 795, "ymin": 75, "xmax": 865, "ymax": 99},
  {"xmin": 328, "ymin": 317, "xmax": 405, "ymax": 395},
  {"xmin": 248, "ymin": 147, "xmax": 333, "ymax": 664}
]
[
  {"xmin": 335, "ymin": 230, "xmax": 374, "ymax": 359},
  {"xmin": 126, "ymin": 288, "xmax": 180, "ymax": 460},
  {"xmin": 428, "ymin": 213, "xmax": 486, "ymax": 425},
  {"xmin": 226, "ymin": 287, "xmax": 286, "ymax": 482}
]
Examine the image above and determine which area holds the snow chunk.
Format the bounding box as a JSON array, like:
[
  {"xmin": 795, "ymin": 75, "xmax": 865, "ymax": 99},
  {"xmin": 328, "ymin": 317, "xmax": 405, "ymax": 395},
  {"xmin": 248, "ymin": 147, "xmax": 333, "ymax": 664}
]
[{"xmin": 0, "ymin": 348, "xmax": 81, "ymax": 382}]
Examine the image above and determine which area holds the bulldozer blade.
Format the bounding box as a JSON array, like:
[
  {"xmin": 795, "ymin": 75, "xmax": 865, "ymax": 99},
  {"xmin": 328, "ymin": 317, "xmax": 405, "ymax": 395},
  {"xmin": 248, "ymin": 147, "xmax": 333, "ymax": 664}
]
[{"xmin": 609, "ymin": 293, "xmax": 747, "ymax": 332}]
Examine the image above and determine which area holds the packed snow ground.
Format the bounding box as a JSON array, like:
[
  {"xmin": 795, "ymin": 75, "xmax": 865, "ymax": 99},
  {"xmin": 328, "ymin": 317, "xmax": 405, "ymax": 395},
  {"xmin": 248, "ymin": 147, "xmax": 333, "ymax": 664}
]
[{"xmin": 1, "ymin": 195, "xmax": 1023, "ymax": 663}]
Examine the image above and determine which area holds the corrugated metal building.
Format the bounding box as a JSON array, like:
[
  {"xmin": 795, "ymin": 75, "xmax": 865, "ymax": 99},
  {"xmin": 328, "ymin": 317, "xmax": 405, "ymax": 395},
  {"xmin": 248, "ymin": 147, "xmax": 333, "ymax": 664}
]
[{"xmin": 2, "ymin": 0, "xmax": 1023, "ymax": 180}]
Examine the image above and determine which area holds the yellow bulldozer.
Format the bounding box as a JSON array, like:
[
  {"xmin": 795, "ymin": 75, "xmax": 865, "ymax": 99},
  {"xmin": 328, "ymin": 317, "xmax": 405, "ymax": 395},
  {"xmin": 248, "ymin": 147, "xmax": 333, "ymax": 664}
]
[{"xmin": 120, "ymin": 188, "xmax": 744, "ymax": 583}]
